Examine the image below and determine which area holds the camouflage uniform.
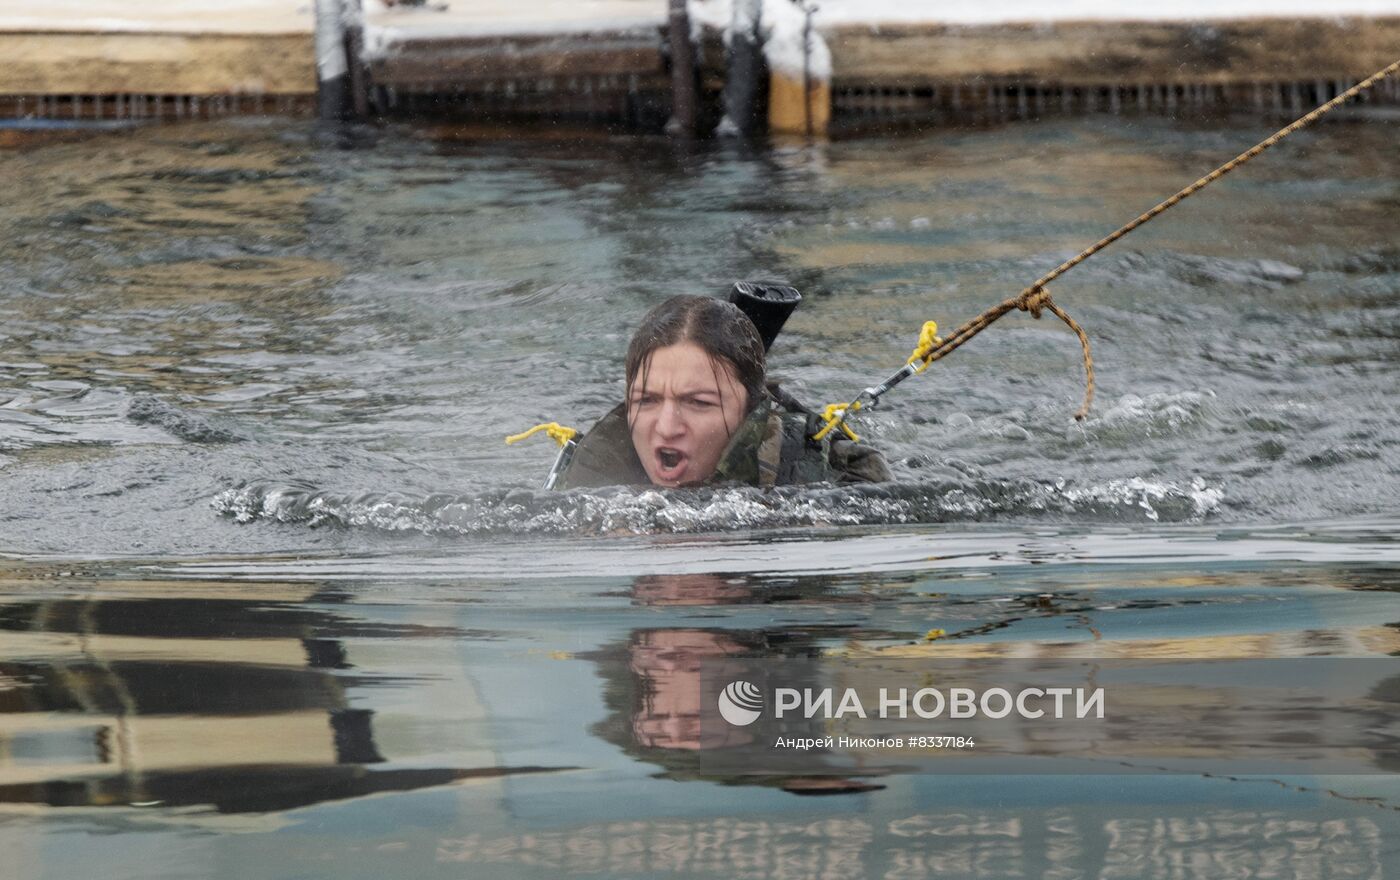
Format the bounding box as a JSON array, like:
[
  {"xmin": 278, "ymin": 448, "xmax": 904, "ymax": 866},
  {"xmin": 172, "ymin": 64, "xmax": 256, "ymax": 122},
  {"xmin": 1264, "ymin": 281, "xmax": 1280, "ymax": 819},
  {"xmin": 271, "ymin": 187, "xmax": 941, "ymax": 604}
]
[{"xmin": 553, "ymin": 386, "xmax": 891, "ymax": 491}]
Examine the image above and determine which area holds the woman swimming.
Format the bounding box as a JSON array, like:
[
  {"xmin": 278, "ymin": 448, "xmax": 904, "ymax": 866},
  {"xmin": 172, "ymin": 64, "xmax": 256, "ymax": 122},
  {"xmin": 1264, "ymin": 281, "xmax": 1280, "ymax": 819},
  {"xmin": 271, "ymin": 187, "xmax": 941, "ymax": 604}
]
[{"xmin": 551, "ymin": 294, "xmax": 890, "ymax": 490}]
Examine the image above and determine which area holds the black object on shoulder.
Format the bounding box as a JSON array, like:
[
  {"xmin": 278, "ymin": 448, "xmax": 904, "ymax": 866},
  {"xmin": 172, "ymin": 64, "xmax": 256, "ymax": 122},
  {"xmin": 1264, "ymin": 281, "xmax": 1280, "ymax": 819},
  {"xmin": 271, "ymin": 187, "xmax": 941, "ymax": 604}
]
[{"xmin": 729, "ymin": 281, "xmax": 801, "ymax": 352}]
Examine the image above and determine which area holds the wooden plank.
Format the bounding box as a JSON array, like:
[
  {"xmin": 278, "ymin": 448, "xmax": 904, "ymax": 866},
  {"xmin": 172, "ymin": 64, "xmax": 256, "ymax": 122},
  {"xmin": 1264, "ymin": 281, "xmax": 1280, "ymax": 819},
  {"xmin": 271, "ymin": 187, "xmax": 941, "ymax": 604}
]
[
  {"xmin": 0, "ymin": 93, "xmax": 316, "ymax": 121},
  {"xmin": 769, "ymin": 72, "xmax": 830, "ymax": 135},
  {"xmin": 0, "ymin": 32, "xmax": 314, "ymax": 95},
  {"xmin": 368, "ymin": 32, "xmax": 663, "ymax": 86},
  {"xmin": 826, "ymin": 17, "xmax": 1400, "ymax": 87}
]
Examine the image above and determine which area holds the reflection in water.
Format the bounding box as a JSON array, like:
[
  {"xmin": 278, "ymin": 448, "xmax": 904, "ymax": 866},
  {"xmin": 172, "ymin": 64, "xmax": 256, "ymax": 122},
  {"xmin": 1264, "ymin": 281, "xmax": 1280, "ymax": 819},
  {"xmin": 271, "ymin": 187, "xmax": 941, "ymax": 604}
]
[
  {"xmin": 0, "ymin": 576, "xmax": 565, "ymax": 812},
  {"xmin": 632, "ymin": 573, "xmax": 759, "ymax": 607},
  {"xmin": 589, "ymin": 568, "xmax": 1400, "ymax": 794},
  {"xmin": 628, "ymin": 628, "xmax": 754, "ymax": 751},
  {"xmin": 0, "ymin": 556, "xmax": 1399, "ymax": 876},
  {"xmin": 436, "ymin": 811, "xmax": 1387, "ymax": 879},
  {"xmin": 596, "ymin": 574, "xmax": 897, "ymax": 794},
  {"xmin": 2, "ymin": 109, "xmax": 1398, "ymax": 878}
]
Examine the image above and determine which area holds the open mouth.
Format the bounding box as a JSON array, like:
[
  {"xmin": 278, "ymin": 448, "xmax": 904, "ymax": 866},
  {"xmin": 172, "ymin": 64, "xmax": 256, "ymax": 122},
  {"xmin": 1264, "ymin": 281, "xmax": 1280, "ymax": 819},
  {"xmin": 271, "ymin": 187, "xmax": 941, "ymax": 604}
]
[{"xmin": 655, "ymin": 447, "xmax": 687, "ymax": 481}]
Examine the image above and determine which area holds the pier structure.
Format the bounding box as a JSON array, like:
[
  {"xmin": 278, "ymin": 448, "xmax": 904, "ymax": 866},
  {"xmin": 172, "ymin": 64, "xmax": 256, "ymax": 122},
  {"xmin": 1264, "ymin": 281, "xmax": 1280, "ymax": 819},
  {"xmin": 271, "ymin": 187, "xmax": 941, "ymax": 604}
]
[
  {"xmin": 0, "ymin": 1, "xmax": 316, "ymax": 121},
  {"xmin": 1, "ymin": 1, "xmax": 1398, "ymax": 132},
  {"xmin": 0, "ymin": 574, "xmax": 514, "ymax": 813},
  {"xmin": 823, "ymin": 16, "xmax": 1400, "ymax": 131},
  {"xmin": 358, "ymin": 2, "xmax": 675, "ymax": 130}
]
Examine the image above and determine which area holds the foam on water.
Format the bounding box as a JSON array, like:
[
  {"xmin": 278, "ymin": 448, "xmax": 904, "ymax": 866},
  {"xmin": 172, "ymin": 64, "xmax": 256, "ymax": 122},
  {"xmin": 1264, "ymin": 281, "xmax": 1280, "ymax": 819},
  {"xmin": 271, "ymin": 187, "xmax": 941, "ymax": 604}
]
[
  {"xmin": 212, "ymin": 473, "xmax": 1223, "ymax": 537},
  {"xmin": 1073, "ymin": 391, "xmax": 1215, "ymax": 443}
]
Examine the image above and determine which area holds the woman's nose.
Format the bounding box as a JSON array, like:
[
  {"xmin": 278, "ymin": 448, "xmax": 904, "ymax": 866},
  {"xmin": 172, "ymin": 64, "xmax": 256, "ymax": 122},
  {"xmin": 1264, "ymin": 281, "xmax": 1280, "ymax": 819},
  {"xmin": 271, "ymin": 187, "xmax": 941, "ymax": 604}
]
[{"xmin": 656, "ymin": 400, "xmax": 686, "ymax": 436}]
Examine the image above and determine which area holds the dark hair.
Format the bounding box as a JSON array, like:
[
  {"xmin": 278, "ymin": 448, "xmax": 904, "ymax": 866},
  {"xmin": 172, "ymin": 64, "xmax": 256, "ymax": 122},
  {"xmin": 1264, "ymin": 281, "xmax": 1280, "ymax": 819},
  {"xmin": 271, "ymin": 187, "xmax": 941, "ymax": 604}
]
[{"xmin": 625, "ymin": 295, "xmax": 767, "ymax": 421}]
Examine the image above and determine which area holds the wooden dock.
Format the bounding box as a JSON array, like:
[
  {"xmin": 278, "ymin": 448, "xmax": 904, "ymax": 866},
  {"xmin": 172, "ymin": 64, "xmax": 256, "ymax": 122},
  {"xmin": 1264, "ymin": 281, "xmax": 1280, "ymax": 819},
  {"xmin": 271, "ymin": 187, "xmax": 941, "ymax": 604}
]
[
  {"xmin": 825, "ymin": 17, "xmax": 1400, "ymax": 128},
  {"xmin": 357, "ymin": 8, "xmax": 1400, "ymax": 132},
  {"xmin": 0, "ymin": 1, "xmax": 315, "ymax": 121},
  {"xmin": 1, "ymin": 2, "xmax": 1397, "ymax": 131}
]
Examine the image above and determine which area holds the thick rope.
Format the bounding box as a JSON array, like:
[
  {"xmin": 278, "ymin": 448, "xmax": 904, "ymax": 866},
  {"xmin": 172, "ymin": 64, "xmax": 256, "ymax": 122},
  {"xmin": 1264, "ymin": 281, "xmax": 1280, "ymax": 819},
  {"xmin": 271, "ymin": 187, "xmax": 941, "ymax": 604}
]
[
  {"xmin": 1029, "ymin": 60, "xmax": 1400, "ymax": 294},
  {"xmin": 912, "ymin": 58, "xmax": 1400, "ymax": 419}
]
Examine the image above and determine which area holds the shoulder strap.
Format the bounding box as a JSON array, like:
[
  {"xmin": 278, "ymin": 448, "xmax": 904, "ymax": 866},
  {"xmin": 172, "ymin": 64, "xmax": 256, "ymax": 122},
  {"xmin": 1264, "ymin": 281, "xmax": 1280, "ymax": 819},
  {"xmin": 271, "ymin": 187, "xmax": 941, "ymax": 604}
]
[
  {"xmin": 551, "ymin": 404, "xmax": 649, "ymax": 490},
  {"xmin": 756, "ymin": 412, "xmax": 785, "ymax": 488}
]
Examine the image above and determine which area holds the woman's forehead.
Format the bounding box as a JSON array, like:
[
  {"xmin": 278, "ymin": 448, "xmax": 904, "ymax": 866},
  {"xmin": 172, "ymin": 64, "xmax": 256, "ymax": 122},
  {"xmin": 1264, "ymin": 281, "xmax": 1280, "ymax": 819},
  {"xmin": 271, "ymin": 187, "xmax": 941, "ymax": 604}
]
[{"xmin": 630, "ymin": 343, "xmax": 741, "ymax": 393}]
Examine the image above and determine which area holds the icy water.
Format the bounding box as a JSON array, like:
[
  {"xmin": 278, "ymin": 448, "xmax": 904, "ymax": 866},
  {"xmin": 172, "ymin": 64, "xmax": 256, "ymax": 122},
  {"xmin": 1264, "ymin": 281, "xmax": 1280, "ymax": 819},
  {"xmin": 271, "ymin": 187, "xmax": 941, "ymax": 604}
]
[{"xmin": 1, "ymin": 115, "xmax": 1398, "ymax": 878}]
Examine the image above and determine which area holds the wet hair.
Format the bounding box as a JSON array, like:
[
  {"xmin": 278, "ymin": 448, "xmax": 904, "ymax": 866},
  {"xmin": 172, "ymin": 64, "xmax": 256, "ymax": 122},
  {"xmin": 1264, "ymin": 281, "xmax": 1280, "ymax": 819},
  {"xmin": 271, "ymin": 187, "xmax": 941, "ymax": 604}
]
[{"xmin": 625, "ymin": 295, "xmax": 767, "ymax": 428}]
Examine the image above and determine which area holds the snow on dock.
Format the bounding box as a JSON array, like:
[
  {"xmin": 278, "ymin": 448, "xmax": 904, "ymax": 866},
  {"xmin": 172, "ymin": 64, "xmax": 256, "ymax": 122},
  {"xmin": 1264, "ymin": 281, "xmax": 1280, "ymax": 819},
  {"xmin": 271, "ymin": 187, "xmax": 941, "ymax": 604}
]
[
  {"xmin": 359, "ymin": 0, "xmax": 1400, "ymax": 130},
  {"xmin": 1, "ymin": 1, "xmax": 1398, "ymax": 127},
  {"xmin": 0, "ymin": 0, "xmax": 314, "ymax": 117}
]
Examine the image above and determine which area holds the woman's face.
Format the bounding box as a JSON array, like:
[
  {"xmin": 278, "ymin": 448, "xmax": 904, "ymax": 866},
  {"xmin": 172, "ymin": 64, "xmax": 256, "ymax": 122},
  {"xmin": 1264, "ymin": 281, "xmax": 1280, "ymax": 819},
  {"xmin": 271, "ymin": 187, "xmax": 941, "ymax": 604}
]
[{"xmin": 628, "ymin": 342, "xmax": 749, "ymax": 487}]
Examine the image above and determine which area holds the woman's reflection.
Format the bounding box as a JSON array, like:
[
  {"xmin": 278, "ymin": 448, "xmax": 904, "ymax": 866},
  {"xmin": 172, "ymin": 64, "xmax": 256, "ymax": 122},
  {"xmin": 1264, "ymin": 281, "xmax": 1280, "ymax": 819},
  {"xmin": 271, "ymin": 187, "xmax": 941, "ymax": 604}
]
[{"xmin": 591, "ymin": 573, "xmax": 886, "ymax": 794}]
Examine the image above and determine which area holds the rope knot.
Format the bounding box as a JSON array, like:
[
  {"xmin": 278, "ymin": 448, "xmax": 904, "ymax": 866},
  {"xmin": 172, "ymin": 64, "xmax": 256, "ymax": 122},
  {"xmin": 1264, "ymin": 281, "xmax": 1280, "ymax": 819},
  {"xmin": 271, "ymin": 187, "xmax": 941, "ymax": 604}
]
[
  {"xmin": 906, "ymin": 319, "xmax": 941, "ymax": 374},
  {"xmin": 505, "ymin": 422, "xmax": 578, "ymax": 448},
  {"xmin": 1018, "ymin": 286, "xmax": 1052, "ymax": 319},
  {"xmin": 813, "ymin": 401, "xmax": 862, "ymax": 443}
]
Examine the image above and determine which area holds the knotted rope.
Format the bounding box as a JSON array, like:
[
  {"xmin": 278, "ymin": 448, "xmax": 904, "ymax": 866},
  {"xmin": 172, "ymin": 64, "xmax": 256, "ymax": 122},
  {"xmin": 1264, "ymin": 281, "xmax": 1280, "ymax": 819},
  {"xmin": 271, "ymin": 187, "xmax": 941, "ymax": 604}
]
[
  {"xmin": 905, "ymin": 58, "xmax": 1400, "ymax": 422},
  {"xmin": 504, "ymin": 421, "xmax": 578, "ymax": 447}
]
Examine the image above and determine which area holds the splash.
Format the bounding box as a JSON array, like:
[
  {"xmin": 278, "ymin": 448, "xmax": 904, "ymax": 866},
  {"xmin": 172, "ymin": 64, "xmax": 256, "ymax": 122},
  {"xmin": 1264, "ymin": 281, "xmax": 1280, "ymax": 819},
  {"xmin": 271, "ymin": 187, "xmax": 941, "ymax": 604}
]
[
  {"xmin": 1072, "ymin": 391, "xmax": 1216, "ymax": 444},
  {"xmin": 212, "ymin": 475, "xmax": 1223, "ymax": 537}
]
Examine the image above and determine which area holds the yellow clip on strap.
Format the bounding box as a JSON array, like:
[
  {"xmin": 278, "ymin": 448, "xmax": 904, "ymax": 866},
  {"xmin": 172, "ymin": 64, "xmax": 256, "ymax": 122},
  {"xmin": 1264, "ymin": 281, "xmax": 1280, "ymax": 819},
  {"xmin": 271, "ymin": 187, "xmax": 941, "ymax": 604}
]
[
  {"xmin": 907, "ymin": 320, "xmax": 941, "ymax": 374},
  {"xmin": 813, "ymin": 401, "xmax": 862, "ymax": 443},
  {"xmin": 505, "ymin": 422, "xmax": 578, "ymax": 448},
  {"xmin": 814, "ymin": 319, "xmax": 940, "ymax": 444}
]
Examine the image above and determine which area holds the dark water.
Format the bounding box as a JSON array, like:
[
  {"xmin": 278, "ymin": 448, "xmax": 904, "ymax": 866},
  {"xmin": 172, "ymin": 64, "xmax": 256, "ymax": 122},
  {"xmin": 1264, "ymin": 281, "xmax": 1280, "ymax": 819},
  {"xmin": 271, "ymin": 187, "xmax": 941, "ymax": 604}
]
[
  {"xmin": 1, "ymin": 116, "xmax": 1398, "ymax": 878},
  {"xmin": 5, "ymin": 543, "xmax": 1400, "ymax": 878},
  {"xmin": 0, "ymin": 115, "xmax": 1396, "ymax": 549}
]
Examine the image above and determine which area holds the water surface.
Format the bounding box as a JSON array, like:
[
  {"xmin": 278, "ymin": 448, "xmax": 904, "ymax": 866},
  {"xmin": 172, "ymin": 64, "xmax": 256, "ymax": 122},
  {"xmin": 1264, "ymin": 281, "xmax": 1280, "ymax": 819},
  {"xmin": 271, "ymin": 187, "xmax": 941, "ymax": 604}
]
[
  {"xmin": 0, "ymin": 115, "xmax": 1396, "ymax": 549},
  {"xmin": 1, "ymin": 114, "xmax": 1397, "ymax": 878}
]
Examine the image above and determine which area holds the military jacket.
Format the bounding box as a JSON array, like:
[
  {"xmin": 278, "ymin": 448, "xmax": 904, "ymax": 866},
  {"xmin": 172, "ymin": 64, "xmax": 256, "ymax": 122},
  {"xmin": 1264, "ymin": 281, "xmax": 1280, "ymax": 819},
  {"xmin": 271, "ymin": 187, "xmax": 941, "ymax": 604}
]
[{"xmin": 552, "ymin": 389, "xmax": 891, "ymax": 491}]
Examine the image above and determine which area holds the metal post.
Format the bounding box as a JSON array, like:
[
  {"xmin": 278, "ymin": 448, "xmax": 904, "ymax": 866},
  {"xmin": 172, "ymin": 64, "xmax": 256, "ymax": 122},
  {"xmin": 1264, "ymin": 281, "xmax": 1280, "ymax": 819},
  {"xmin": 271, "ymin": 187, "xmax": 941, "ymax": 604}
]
[
  {"xmin": 806, "ymin": 2, "xmax": 817, "ymax": 135},
  {"xmin": 314, "ymin": 0, "xmax": 350, "ymax": 120},
  {"xmin": 665, "ymin": 0, "xmax": 697, "ymax": 136},
  {"xmin": 719, "ymin": 0, "xmax": 762, "ymax": 135},
  {"xmin": 344, "ymin": 0, "xmax": 370, "ymax": 119},
  {"xmin": 802, "ymin": 2, "xmax": 814, "ymax": 136}
]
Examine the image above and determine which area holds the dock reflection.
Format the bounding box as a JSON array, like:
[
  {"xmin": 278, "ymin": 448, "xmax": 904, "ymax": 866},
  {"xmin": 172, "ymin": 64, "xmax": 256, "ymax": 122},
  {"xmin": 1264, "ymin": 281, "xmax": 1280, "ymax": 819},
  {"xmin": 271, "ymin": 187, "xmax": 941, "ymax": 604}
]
[
  {"xmin": 0, "ymin": 576, "xmax": 559, "ymax": 812},
  {"xmin": 589, "ymin": 569, "xmax": 1400, "ymax": 790}
]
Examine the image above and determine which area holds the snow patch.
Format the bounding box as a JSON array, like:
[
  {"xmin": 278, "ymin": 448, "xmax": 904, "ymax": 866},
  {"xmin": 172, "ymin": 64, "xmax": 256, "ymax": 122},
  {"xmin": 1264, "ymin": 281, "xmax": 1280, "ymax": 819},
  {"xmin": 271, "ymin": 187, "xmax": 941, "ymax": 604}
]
[{"xmin": 690, "ymin": 0, "xmax": 831, "ymax": 80}]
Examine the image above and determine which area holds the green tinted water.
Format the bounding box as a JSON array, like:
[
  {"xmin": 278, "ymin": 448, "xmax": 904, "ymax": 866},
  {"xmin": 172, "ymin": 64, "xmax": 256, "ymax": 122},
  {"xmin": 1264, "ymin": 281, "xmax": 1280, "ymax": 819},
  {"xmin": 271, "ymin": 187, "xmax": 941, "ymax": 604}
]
[{"xmin": 1, "ymin": 115, "xmax": 1398, "ymax": 877}]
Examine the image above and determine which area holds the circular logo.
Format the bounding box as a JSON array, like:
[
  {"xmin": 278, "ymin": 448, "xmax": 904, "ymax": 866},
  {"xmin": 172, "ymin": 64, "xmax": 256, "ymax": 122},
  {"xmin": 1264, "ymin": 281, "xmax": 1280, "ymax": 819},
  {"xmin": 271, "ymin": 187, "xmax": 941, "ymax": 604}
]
[{"xmin": 718, "ymin": 680, "xmax": 763, "ymax": 726}]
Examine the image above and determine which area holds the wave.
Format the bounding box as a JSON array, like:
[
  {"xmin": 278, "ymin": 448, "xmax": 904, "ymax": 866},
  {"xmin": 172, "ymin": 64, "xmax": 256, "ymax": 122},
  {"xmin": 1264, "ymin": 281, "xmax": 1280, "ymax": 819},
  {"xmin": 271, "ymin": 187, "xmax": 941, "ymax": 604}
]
[
  {"xmin": 1111, "ymin": 252, "xmax": 1306, "ymax": 289},
  {"xmin": 212, "ymin": 476, "xmax": 1224, "ymax": 537},
  {"xmin": 126, "ymin": 393, "xmax": 246, "ymax": 443},
  {"xmin": 1071, "ymin": 391, "xmax": 1215, "ymax": 443},
  {"xmin": 0, "ymin": 387, "xmax": 244, "ymax": 453}
]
